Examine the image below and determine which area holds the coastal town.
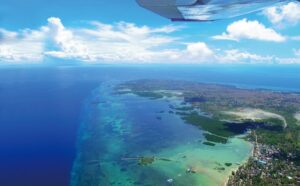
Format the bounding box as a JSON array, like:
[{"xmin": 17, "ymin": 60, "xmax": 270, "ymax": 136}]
[
  {"xmin": 118, "ymin": 79, "xmax": 300, "ymax": 186},
  {"xmin": 227, "ymin": 130, "xmax": 300, "ymax": 185}
]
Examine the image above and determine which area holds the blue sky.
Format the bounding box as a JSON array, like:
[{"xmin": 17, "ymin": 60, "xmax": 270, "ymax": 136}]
[{"xmin": 0, "ymin": 0, "xmax": 300, "ymax": 65}]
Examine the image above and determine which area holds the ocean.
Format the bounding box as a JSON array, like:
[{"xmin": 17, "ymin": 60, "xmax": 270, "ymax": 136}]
[{"xmin": 0, "ymin": 65, "xmax": 299, "ymax": 186}]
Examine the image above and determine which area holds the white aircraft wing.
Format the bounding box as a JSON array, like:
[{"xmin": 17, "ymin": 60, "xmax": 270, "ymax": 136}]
[{"xmin": 136, "ymin": 0, "xmax": 291, "ymax": 21}]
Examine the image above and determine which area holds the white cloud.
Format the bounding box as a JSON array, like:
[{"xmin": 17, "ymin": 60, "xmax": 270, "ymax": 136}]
[
  {"xmin": 42, "ymin": 18, "xmax": 214, "ymax": 63},
  {"xmin": 183, "ymin": 42, "xmax": 214, "ymax": 62},
  {"xmin": 0, "ymin": 17, "xmax": 296, "ymax": 65},
  {"xmin": 263, "ymin": 2, "xmax": 300, "ymax": 27},
  {"xmin": 213, "ymin": 19, "xmax": 285, "ymax": 42},
  {"xmin": 186, "ymin": 42, "xmax": 213, "ymax": 57},
  {"xmin": 0, "ymin": 17, "xmax": 185, "ymax": 63},
  {"xmin": 216, "ymin": 49, "xmax": 273, "ymax": 64},
  {"xmin": 0, "ymin": 28, "xmax": 45, "ymax": 62},
  {"xmin": 45, "ymin": 17, "xmax": 90, "ymax": 60},
  {"xmin": 275, "ymin": 49, "xmax": 300, "ymax": 64},
  {"xmin": 276, "ymin": 57, "xmax": 300, "ymax": 64},
  {"xmin": 44, "ymin": 17, "xmax": 185, "ymax": 63}
]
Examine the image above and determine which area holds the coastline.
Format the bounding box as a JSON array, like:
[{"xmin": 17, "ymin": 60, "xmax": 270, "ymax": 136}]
[
  {"xmin": 225, "ymin": 141, "xmax": 255, "ymax": 185},
  {"xmin": 225, "ymin": 128, "xmax": 300, "ymax": 185},
  {"xmin": 224, "ymin": 135, "xmax": 255, "ymax": 186},
  {"xmin": 74, "ymin": 79, "xmax": 300, "ymax": 185}
]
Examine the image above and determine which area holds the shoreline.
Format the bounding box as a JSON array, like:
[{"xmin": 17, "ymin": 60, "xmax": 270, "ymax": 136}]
[
  {"xmin": 224, "ymin": 139, "xmax": 255, "ymax": 186},
  {"xmin": 225, "ymin": 128, "xmax": 300, "ymax": 185}
]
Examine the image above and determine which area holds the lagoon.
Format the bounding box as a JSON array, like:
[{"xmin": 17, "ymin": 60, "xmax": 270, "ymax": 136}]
[{"xmin": 0, "ymin": 65, "xmax": 299, "ymax": 186}]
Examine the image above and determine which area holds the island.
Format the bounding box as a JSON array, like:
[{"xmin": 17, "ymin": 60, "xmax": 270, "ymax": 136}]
[{"xmin": 116, "ymin": 79, "xmax": 300, "ymax": 185}]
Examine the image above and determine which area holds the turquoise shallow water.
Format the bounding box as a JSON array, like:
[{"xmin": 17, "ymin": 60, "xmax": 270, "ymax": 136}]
[
  {"xmin": 69, "ymin": 65, "xmax": 300, "ymax": 186},
  {"xmin": 71, "ymin": 82, "xmax": 253, "ymax": 186},
  {"xmin": 0, "ymin": 66, "xmax": 299, "ymax": 186}
]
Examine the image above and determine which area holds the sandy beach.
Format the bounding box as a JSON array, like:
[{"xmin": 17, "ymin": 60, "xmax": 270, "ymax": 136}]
[{"xmin": 223, "ymin": 108, "xmax": 287, "ymax": 128}]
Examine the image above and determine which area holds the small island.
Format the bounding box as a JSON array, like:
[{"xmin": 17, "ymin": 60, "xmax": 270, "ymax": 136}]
[{"xmin": 116, "ymin": 79, "xmax": 300, "ymax": 185}]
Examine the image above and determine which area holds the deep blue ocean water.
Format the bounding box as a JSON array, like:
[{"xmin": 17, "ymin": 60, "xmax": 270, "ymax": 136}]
[{"xmin": 0, "ymin": 65, "xmax": 299, "ymax": 186}]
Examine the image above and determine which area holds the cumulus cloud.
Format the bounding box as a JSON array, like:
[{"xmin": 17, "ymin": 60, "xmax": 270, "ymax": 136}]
[
  {"xmin": 216, "ymin": 49, "xmax": 273, "ymax": 64},
  {"xmin": 45, "ymin": 17, "xmax": 89, "ymax": 60},
  {"xmin": 0, "ymin": 28, "xmax": 45, "ymax": 62},
  {"xmin": 0, "ymin": 17, "xmax": 215, "ymax": 64},
  {"xmin": 212, "ymin": 19, "xmax": 285, "ymax": 42},
  {"xmin": 183, "ymin": 42, "xmax": 214, "ymax": 62},
  {"xmin": 0, "ymin": 17, "xmax": 294, "ymax": 65},
  {"xmin": 0, "ymin": 17, "xmax": 180, "ymax": 63},
  {"xmin": 263, "ymin": 2, "xmax": 300, "ymax": 27},
  {"xmin": 44, "ymin": 17, "xmax": 186, "ymax": 62}
]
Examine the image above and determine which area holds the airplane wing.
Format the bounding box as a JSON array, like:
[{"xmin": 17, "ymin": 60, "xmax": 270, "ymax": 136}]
[{"xmin": 136, "ymin": 0, "xmax": 291, "ymax": 21}]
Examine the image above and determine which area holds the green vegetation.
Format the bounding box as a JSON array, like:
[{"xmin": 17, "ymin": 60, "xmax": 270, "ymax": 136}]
[
  {"xmin": 117, "ymin": 79, "xmax": 300, "ymax": 185},
  {"xmin": 122, "ymin": 156, "xmax": 173, "ymax": 166},
  {"xmin": 181, "ymin": 112, "xmax": 234, "ymax": 138},
  {"xmin": 203, "ymin": 141, "xmax": 216, "ymax": 146},
  {"xmin": 138, "ymin": 156, "xmax": 155, "ymax": 166},
  {"xmin": 228, "ymin": 157, "xmax": 300, "ymax": 185},
  {"xmin": 225, "ymin": 163, "xmax": 232, "ymax": 167},
  {"xmin": 256, "ymin": 128, "xmax": 300, "ymax": 160},
  {"xmin": 175, "ymin": 106, "xmax": 194, "ymax": 111},
  {"xmin": 214, "ymin": 166, "xmax": 225, "ymax": 171},
  {"xmin": 134, "ymin": 91, "xmax": 163, "ymax": 99}
]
